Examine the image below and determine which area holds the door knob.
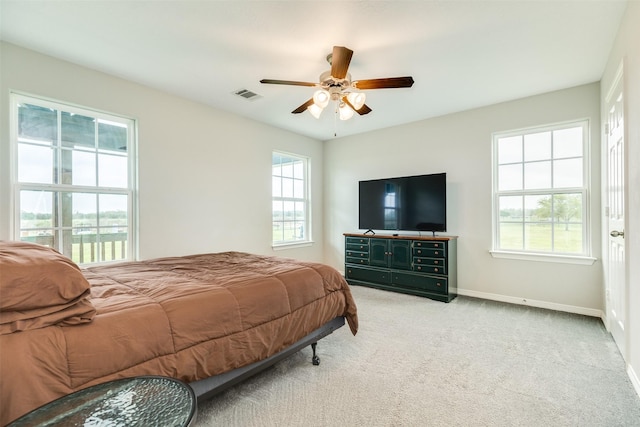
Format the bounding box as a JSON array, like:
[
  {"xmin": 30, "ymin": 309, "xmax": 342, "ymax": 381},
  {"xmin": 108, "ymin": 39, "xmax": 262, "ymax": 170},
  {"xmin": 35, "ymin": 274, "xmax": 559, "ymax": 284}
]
[{"xmin": 610, "ymin": 230, "xmax": 625, "ymax": 238}]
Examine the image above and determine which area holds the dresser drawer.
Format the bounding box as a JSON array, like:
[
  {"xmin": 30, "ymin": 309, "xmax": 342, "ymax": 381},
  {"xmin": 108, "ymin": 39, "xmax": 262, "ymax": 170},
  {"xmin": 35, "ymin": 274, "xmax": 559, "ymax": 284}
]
[
  {"xmin": 346, "ymin": 242, "xmax": 369, "ymax": 252},
  {"xmin": 346, "ymin": 257, "xmax": 368, "ymax": 265},
  {"xmin": 345, "ymin": 266, "xmax": 390, "ymax": 284},
  {"xmin": 413, "ymin": 264, "xmax": 446, "ymax": 275},
  {"xmin": 413, "ymin": 241, "xmax": 446, "ymax": 250},
  {"xmin": 392, "ymin": 271, "xmax": 447, "ymax": 294},
  {"xmin": 413, "ymin": 247, "xmax": 444, "ymax": 257},
  {"xmin": 346, "ymin": 237, "xmax": 369, "ymax": 246}
]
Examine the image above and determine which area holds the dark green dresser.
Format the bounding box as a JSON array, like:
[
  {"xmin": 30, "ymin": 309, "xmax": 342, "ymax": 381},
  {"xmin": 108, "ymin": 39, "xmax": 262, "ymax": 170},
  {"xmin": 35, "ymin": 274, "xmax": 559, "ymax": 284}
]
[{"xmin": 344, "ymin": 233, "xmax": 457, "ymax": 302}]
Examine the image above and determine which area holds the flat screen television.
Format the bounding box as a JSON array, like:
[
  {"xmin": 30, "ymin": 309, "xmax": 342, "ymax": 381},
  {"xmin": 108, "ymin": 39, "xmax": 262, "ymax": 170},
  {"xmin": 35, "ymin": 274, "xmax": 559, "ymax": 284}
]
[{"xmin": 359, "ymin": 172, "xmax": 447, "ymax": 233}]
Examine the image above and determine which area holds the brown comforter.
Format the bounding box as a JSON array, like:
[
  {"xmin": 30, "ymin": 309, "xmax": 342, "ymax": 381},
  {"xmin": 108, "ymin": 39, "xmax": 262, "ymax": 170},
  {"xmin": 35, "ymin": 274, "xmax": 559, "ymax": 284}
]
[{"xmin": 0, "ymin": 251, "xmax": 358, "ymax": 425}]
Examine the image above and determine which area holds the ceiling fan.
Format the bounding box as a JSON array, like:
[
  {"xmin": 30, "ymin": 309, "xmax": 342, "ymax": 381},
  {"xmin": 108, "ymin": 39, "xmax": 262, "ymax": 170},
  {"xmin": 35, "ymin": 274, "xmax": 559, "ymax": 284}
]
[{"xmin": 260, "ymin": 46, "xmax": 414, "ymax": 120}]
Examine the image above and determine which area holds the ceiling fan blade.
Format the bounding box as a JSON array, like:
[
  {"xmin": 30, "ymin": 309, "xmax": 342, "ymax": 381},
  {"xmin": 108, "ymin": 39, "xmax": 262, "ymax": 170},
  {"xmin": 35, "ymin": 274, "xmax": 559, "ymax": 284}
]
[
  {"xmin": 355, "ymin": 103, "xmax": 372, "ymax": 115},
  {"xmin": 260, "ymin": 79, "xmax": 317, "ymax": 87},
  {"xmin": 331, "ymin": 46, "xmax": 353, "ymax": 80},
  {"xmin": 292, "ymin": 98, "xmax": 314, "ymax": 114},
  {"xmin": 353, "ymin": 76, "xmax": 415, "ymax": 90},
  {"xmin": 342, "ymin": 96, "xmax": 372, "ymax": 115}
]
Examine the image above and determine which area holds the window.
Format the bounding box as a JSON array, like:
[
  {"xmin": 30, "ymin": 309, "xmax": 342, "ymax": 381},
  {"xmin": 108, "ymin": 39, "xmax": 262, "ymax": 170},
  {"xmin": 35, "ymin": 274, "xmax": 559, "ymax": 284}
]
[
  {"xmin": 492, "ymin": 120, "xmax": 590, "ymax": 260},
  {"xmin": 272, "ymin": 152, "xmax": 310, "ymax": 246},
  {"xmin": 11, "ymin": 93, "xmax": 137, "ymax": 265},
  {"xmin": 384, "ymin": 182, "xmax": 399, "ymax": 229}
]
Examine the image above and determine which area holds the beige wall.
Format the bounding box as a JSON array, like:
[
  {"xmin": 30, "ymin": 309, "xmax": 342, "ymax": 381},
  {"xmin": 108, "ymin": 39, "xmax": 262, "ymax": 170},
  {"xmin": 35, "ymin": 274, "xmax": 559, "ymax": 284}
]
[
  {"xmin": 600, "ymin": 0, "xmax": 640, "ymax": 398},
  {"xmin": 0, "ymin": 42, "xmax": 325, "ymax": 262},
  {"xmin": 324, "ymin": 83, "xmax": 603, "ymax": 315}
]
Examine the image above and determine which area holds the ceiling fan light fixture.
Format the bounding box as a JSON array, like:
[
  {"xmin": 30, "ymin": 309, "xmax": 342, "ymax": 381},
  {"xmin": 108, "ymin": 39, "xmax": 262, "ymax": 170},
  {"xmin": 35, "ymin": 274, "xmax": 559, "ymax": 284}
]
[
  {"xmin": 338, "ymin": 102, "xmax": 354, "ymax": 121},
  {"xmin": 347, "ymin": 92, "xmax": 366, "ymax": 110},
  {"xmin": 260, "ymin": 46, "xmax": 414, "ymax": 123},
  {"xmin": 313, "ymin": 89, "xmax": 330, "ymax": 108},
  {"xmin": 308, "ymin": 103, "xmax": 324, "ymax": 119}
]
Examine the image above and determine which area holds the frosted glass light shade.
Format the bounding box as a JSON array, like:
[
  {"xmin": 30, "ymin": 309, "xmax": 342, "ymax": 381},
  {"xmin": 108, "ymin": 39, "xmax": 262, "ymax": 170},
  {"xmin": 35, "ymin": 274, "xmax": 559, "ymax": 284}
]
[
  {"xmin": 308, "ymin": 103, "xmax": 323, "ymax": 119},
  {"xmin": 347, "ymin": 92, "xmax": 366, "ymax": 110},
  {"xmin": 312, "ymin": 89, "xmax": 330, "ymax": 108},
  {"xmin": 338, "ymin": 103, "xmax": 354, "ymax": 120}
]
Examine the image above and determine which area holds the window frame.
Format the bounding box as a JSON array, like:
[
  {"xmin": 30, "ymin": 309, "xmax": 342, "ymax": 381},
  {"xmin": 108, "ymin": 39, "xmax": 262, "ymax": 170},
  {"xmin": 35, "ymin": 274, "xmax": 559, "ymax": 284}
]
[
  {"xmin": 271, "ymin": 151, "xmax": 312, "ymax": 248},
  {"xmin": 10, "ymin": 92, "xmax": 138, "ymax": 265},
  {"xmin": 490, "ymin": 119, "xmax": 596, "ymax": 265}
]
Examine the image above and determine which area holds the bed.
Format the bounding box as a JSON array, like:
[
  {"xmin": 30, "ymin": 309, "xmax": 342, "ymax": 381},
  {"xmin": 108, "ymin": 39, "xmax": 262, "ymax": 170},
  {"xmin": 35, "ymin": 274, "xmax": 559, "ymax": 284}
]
[{"xmin": 0, "ymin": 241, "xmax": 358, "ymax": 425}]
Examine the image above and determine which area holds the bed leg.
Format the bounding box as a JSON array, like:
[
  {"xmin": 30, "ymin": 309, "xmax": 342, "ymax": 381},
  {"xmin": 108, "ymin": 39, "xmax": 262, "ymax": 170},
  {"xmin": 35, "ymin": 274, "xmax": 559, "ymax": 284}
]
[{"xmin": 311, "ymin": 342, "xmax": 320, "ymax": 365}]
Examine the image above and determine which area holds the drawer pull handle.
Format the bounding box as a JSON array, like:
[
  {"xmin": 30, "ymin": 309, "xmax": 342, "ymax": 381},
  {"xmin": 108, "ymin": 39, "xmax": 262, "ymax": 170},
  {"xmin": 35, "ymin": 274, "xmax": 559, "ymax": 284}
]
[
  {"xmin": 434, "ymin": 260, "xmax": 439, "ymax": 264},
  {"xmin": 434, "ymin": 268, "xmax": 439, "ymax": 272},
  {"xmin": 417, "ymin": 266, "xmax": 422, "ymax": 270},
  {"xmin": 437, "ymin": 283, "xmax": 442, "ymax": 287}
]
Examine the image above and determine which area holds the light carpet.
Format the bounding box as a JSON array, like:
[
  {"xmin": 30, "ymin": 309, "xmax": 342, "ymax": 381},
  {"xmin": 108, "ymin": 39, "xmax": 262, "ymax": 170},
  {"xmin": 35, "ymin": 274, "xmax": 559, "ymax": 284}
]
[{"xmin": 194, "ymin": 285, "xmax": 640, "ymax": 426}]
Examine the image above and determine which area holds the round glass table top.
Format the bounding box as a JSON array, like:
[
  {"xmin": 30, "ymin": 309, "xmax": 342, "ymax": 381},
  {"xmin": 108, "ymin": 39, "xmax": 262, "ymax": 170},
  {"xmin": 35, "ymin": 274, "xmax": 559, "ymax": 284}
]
[{"xmin": 9, "ymin": 376, "xmax": 197, "ymax": 427}]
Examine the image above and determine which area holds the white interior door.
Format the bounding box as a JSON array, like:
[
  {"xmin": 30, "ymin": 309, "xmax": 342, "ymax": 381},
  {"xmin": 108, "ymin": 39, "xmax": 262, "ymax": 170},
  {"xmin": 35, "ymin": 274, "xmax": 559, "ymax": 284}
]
[{"xmin": 605, "ymin": 66, "xmax": 626, "ymax": 358}]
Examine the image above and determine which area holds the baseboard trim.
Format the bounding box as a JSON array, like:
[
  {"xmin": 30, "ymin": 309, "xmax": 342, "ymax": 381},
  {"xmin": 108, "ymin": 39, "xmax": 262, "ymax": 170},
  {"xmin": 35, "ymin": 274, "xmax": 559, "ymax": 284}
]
[
  {"xmin": 456, "ymin": 288, "xmax": 604, "ymax": 318},
  {"xmin": 341, "ymin": 270, "xmax": 605, "ymax": 318},
  {"xmin": 628, "ymin": 364, "xmax": 640, "ymax": 399}
]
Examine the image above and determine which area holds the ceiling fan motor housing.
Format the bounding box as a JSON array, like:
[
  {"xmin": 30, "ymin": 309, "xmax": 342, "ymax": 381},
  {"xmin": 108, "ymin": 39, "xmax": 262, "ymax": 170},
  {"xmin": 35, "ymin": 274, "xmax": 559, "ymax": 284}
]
[{"xmin": 319, "ymin": 70, "xmax": 353, "ymax": 100}]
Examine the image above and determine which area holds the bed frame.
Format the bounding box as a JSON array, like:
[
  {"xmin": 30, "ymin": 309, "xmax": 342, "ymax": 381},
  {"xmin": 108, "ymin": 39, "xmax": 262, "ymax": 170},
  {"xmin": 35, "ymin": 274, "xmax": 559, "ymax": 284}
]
[{"xmin": 190, "ymin": 316, "xmax": 345, "ymax": 402}]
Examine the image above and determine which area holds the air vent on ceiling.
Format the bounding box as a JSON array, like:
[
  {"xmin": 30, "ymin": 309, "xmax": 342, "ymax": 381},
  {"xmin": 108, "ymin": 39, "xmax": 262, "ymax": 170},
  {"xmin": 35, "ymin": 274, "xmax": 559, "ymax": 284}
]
[{"xmin": 234, "ymin": 89, "xmax": 262, "ymax": 101}]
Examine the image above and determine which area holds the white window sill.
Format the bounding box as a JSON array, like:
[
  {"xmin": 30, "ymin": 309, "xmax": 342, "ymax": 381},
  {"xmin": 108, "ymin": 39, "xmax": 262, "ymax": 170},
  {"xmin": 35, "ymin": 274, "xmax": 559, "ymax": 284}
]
[
  {"xmin": 489, "ymin": 250, "xmax": 597, "ymax": 265},
  {"xmin": 272, "ymin": 241, "xmax": 314, "ymax": 251}
]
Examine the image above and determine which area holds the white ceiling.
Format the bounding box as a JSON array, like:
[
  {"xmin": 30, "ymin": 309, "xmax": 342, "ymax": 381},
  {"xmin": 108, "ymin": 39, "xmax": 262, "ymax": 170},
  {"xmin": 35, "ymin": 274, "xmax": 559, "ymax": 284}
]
[{"xmin": 0, "ymin": 0, "xmax": 628, "ymax": 141}]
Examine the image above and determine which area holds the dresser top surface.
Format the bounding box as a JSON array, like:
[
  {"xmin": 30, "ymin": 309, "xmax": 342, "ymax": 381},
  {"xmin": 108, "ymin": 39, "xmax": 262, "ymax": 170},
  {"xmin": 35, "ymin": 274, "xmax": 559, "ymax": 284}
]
[{"xmin": 344, "ymin": 233, "xmax": 457, "ymax": 242}]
